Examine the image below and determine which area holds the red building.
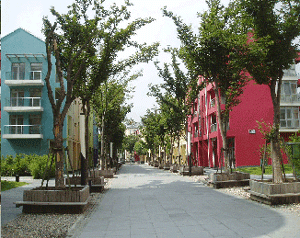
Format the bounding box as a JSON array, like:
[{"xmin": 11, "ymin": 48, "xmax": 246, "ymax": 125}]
[{"xmin": 188, "ymin": 62, "xmax": 300, "ymax": 168}]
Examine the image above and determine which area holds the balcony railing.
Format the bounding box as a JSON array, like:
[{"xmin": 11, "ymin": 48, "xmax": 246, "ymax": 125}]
[
  {"xmin": 281, "ymin": 94, "xmax": 300, "ymax": 103},
  {"xmin": 211, "ymin": 123, "xmax": 217, "ymax": 132},
  {"xmin": 6, "ymin": 97, "xmax": 42, "ymax": 107},
  {"xmin": 5, "ymin": 72, "xmax": 44, "ymax": 86},
  {"xmin": 6, "ymin": 71, "xmax": 43, "ymax": 80},
  {"xmin": 4, "ymin": 125, "xmax": 42, "ymax": 135}
]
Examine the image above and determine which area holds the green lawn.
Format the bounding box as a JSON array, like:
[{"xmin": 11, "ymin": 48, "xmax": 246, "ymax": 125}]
[
  {"xmin": 236, "ymin": 164, "xmax": 294, "ymax": 175},
  {"xmin": 1, "ymin": 180, "xmax": 29, "ymax": 191}
]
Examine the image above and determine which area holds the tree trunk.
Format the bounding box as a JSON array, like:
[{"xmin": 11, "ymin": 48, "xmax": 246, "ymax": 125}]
[
  {"xmin": 100, "ymin": 113, "xmax": 105, "ymax": 170},
  {"xmin": 270, "ymin": 75, "xmax": 284, "ymax": 184},
  {"xmin": 178, "ymin": 135, "xmax": 181, "ymax": 165},
  {"xmin": 81, "ymin": 100, "xmax": 90, "ymax": 185},
  {"xmin": 54, "ymin": 119, "xmax": 65, "ymax": 188},
  {"xmin": 214, "ymin": 84, "xmax": 229, "ymax": 173}
]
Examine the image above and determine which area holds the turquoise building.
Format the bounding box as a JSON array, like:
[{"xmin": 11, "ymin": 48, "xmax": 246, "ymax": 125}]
[{"xmin": 1, "ymin": 28, "xmax": 67, "ymax": 157}]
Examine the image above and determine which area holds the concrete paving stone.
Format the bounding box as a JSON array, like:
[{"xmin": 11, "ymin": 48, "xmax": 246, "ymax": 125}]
[
  {"xmin": 130, "ymin": 227, "xmax": 157, "ymax": 236},
  {"xmin": 130, "ymin": 233, "xmax": 157, "ymax": 238},
  {"xmin": 151, "ymin": 221, "xmax": 175, "ymax": 228},
  {"xmin": 181, "ymin": 230, "xmax": 214, "ymax": 238},
  {"xmin": 77, "ymin": 230, "xmax": 106, "ymax": 238},
  {"xmin": 173, "ymin": 219, "xmax": 200, "ymax": 227},
  {"xmin": 155, "ymin": 231, "xmax": 185, "ymax": 238},
  {"xmin": 204, "ymin": 223, "xmax": 240, "ymax": 237},
  {"xmin": 235, "ymin": 228, "xmax": 272, "ymax": 237},
  {"xmin": 177, "ymin": 224, "xmax": 205, "ymax": 233},
  {"xmin": 67, "ymin": 164, "xmax": 300, "ymax": 238}
]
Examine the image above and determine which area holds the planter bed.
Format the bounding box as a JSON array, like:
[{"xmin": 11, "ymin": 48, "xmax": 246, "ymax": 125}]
[
  {"xmin": 179, "ymin": 166, "xmax": 204, "ymax": 176},
  {"xmin": 94, "ymin": 169, "xmax": 114, "ymax": 178},
  {"xmin": 65, "ymin": 176, "xmax": 105, "ymax": 193},
  {"xmin": 249, "ymin": 180, "xmax": 300, "ymax": 205},
  {"xmin": 14, "ymin": 185, "xmax": 90, "ymax": 213},
  {"xmin": 163, "ymin": 164, "xmax": 170, "ymax": 170},
  {"xmin": 170, "ymin": 165, "xmax": 179, "ymax": 173},
  {"xmin": 210, "ymin": 172, "xmax": 250, "ymax": 189}
]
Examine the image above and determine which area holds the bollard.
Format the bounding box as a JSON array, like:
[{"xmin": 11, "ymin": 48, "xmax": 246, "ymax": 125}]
[{"xmin": 16, "ymin": 175, "xmax": 20, "ymax": 182}]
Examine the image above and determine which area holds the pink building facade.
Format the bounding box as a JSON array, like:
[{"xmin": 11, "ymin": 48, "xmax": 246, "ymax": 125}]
[{"xmin": 188, "ymin": 63, "xmax": 300, "ymax": 168}]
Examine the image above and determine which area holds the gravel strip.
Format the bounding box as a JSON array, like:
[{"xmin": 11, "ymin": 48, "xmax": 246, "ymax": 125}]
[{"xmin": 1, "ymin": 178, "xmax": 112, "ymax": 238}]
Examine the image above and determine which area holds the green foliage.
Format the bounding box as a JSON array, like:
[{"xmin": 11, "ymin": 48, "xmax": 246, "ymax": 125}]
[
  {"xmin": 148, "ymin": 48, "xmax": 192, "ymax": 159},
  {"xmin": 123, "ymin": 134, "xmax": 140, "ymax": 153},
  {"xmin": 1, "ymin": 154, "xmax": 32, "ymax": 176},
  {"xmin": 1, "ymin": 181, "xmax": 29, "ymax": 191},
  {"xmin": 28, "ymin": 154, "xmax": 55, "ymax": 179},
  {"xmin": 134, "ymin": 140, "xmax": 148, "ymax": 156},
  {"xmin": 93, "ymin": 76, "xmax": 135, "ymax": 154},
  {"xmin": 286, "ymin": 132, "xmax": 300, "ymax": 178},
  {"xmin": 1, "ymin": 154, "xmax": 55, "ymax": 179},
  {"xmin": 257, "ymin": 120, "xmax": 280, "ymax": 141},
  {"xmin": 141, "ymin": 109, "xmax": 162, "ymax": 154}
]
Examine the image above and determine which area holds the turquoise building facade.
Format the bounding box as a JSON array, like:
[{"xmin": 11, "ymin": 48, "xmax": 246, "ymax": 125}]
[{"xmin": 1, "ymin": 28, "xmax": 67, "ymax": 157}]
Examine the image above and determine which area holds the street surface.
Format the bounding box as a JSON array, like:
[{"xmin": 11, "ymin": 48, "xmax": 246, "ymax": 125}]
[{"xmin": 71, "ymin": 164, "xmax": 300, "ymax": 238}]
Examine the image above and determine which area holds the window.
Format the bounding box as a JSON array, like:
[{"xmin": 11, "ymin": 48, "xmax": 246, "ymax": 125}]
[
  {"xmin": 11, "ymin": 89, "xmax": 25, "ymax": 106},
  {"xmin": 12, "ymin": 63, "xmax": 25, "ymax": 80},
  {"xmin": 281, "ymin": 81, "xmax": 299, "ymax": 102},
  {"xmin": 29, "ymin": 114, "xmax": 42, "ymax": 134},
  {"xmin": 10, "ymin": 115, "xmax": 24, "ymax": 134},
  {"xmin": 280, "ymin": 107, "xmax": 300, "ymax": 129},
  {"xmin": 30, "ymin": 63, "xmax": 42, "ymax": 80},
  {"xmin": 29, "ymin": 88, "xmax": 42, "ymax": 106},
  {"xmin": 211, "ymin": 114, "xmax": 217, "ymax": 132}
]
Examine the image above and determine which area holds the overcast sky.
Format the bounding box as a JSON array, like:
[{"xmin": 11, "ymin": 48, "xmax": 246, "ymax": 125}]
[{"xmin": 2, "ymin": 0, "xmax": 299, "ymax": 123}]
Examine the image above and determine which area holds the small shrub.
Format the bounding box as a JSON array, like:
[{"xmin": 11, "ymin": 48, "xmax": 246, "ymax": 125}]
[
  {"xmin": 1, "ymin": 155, "xmax": 18, "ymax": 176},
  {"xmin": 28, "ymin": 154, "xmax": 55, "ymax": 179},
  {"xmin": 14, "ymin": 154, "xmax": 32, "ymax": 176},
  {"xmin": 1, "ymin": 154, "xmax": 55, "ymax": 179}
]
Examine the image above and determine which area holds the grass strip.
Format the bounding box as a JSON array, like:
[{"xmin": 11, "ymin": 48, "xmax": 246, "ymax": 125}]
[
  {"xmin": 236, "ymin": 164, "xmax": 293, "ymax": 175},
  {"xmin": 1, "ymin": 180, "xmax": 29, "ymax": 191}
]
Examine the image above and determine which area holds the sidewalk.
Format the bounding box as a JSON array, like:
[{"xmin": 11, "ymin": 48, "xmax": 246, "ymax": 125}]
[
  {"xmin": 1, "ymin": 176, "xmax": 55, "ymax": 226},
  {"xmin": 70, "ymin": 164, "xmax": 300, "ymax": 238}
]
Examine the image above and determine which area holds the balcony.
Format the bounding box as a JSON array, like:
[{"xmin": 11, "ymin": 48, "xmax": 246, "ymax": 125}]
[
  {"xmin": 280, "ymin": 94, "xmax": 300, "ymax": 106},
  {"xmin": 5, "ymin": 71, "xmax": 44, "ymax": 86},
  {"xmin": 3, "ymin": 125, "xmax": 43, "ymax": 139},
  {"xmin": 4, "ymin": 97, "xmax": 43, "ymax": 112}
]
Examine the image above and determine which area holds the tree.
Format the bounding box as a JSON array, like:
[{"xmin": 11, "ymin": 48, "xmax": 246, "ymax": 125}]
[
  {"xmin": 43, "ymin": 0, "xmax": 102, "ymax": 188},
  {"xmin": 134, "ymin": 140, "xmax": 148, "ymax": 157},
  {"xmin": 148, "ymin": 49, "xmax": 188, "ymax": 164},
  {"xmin": 43, "ymin": 0, "xmax": 159, "ymax": 187},
  {"xmin": 141, "ymin": 109, "xmax": 161, "ymax": 162},
  {"xmin": 241, "ymin": 0, "xmax": 300, "ymax": 183},
  {"xmin": 163, "ymin": 0, "xmax": 248, "ymax": 172},
  {"xmin": 93, "ymin": 73, "xmax": 136, "ymax": 169}
]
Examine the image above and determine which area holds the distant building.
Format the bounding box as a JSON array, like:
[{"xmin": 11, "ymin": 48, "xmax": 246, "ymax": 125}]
[
  {"xmin": 188, "ymin": 62, "xmax": 300, "ymax": 168},
  {"xmin": 1, "ymin": 28, "xmax": 60, "ymax": 156},
  {"xmin": 1, "ymin": 28, "xmax": 98, "ymax": 167},
  {"xmin": 125, "ymin": 124, "xmax": 140, "ymax": 136}
]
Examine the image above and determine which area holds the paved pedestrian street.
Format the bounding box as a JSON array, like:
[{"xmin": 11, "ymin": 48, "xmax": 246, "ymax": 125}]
[{"xmin": 72, "ymin": 164, "xmax": 300, "ymax": 238}]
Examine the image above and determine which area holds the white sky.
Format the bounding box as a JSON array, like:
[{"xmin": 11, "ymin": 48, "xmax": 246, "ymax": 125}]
[{"xmin": 2, "ymin": 0, "xmax": 299, "ymax": 122}]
